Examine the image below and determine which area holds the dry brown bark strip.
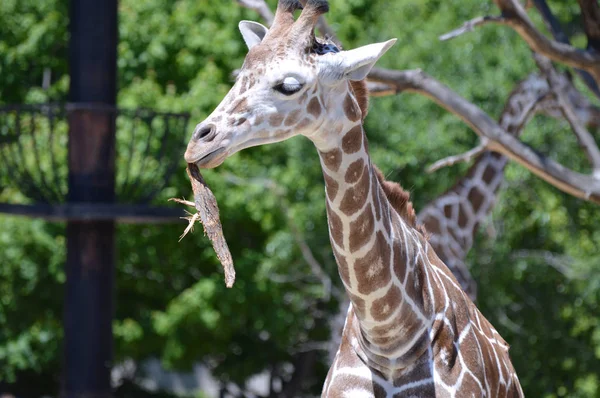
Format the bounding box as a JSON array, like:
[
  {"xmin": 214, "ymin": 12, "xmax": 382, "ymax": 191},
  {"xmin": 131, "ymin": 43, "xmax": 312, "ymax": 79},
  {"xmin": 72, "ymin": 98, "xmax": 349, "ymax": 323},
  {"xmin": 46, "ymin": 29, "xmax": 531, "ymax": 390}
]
[{"xmin": 171, "ymin": 164, "xmax": 236, "ymax": 288}]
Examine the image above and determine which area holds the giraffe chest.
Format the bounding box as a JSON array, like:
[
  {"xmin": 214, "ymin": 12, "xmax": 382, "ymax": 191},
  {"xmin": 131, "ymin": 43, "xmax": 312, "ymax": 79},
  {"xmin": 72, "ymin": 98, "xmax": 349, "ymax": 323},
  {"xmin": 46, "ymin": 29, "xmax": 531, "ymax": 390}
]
[{"xmin": 323, "ymin": 305, "xmax": 523, "ymax": 398}]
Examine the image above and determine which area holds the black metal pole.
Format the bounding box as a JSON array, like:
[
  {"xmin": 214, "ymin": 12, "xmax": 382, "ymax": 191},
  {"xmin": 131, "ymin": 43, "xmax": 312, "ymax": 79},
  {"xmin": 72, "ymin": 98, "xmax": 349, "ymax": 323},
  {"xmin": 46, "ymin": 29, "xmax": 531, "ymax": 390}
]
[{"xmin": 63, "ymin": 0, "xmax": 118, "ymax": 396}]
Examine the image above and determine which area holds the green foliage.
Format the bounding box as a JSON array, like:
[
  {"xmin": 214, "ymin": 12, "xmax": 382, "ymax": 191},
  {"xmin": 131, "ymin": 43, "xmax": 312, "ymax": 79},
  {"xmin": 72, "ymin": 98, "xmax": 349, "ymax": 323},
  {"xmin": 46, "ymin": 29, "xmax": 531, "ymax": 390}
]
[{"xmin": 0, "ymin": 0, "xmax": 599, "ymax": 396}]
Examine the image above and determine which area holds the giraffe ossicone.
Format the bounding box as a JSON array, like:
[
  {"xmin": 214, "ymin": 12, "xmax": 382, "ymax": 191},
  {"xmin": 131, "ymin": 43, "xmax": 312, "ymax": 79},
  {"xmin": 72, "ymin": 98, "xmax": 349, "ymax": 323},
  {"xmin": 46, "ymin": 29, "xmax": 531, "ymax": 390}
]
[{"xmin": 185, "ymin": 0, "xmax": 523, "ymax": 396}]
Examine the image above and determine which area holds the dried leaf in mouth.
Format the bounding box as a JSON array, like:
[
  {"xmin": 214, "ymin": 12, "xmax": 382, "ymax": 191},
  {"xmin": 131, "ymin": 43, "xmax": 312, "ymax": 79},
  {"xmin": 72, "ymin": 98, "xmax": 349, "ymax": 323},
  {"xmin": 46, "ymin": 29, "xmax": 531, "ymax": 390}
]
[{"xmin": 170, "ymin": 163, "xmax": 236, "ymax": 288}]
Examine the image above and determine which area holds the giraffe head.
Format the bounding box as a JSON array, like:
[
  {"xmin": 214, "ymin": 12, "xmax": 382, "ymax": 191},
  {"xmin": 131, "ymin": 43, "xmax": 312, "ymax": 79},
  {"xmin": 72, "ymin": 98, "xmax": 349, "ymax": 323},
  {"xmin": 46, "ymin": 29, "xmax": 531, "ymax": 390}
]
[{"xmin": 184, "ymin": 0, "xmax": 396, "ymax": 168}]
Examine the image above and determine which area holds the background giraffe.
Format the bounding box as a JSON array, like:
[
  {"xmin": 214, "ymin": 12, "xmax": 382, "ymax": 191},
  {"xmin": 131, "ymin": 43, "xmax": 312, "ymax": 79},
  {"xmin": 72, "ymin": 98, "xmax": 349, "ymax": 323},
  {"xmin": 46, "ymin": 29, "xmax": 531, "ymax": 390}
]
[
  {"xmin": 418, "ymin": 70, "xmax": 598, "ymax": 300},
  {"xmin": 184, "ymin": 0, "xmax": 523, "ymax": 395}
]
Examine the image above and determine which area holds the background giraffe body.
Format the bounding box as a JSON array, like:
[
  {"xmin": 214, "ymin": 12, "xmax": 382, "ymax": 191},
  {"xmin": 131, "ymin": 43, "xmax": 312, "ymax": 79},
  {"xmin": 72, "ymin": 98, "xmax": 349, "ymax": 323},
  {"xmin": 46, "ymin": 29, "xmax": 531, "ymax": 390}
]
[
  {"xmin": 184, "ymin": 1, "xmax": 523, "ymax": 395},
  {"xmin": 419, "ymin": 72, "xmax": 596, "ymax": 300}
]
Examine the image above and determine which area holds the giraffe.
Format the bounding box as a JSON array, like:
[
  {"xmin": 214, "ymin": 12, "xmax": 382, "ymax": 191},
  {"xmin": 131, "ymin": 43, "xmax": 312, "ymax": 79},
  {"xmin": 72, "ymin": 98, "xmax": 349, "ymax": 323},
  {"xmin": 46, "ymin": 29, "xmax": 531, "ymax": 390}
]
[
  {"xmin": 184, "ymin": 0, "xmax": 523, "ymax": 395},
  {"xmin": 417, "ymin": 70, "xmax": 598, "ymax": 300}
]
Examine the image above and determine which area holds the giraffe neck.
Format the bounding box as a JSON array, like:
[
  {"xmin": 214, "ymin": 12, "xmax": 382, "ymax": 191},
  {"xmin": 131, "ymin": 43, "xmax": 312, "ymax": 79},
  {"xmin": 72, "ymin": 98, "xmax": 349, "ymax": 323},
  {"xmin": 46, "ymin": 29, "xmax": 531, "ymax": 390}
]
[{"xmin": 314, "ymin": 116, "xmax": 433, "ymax": 372}]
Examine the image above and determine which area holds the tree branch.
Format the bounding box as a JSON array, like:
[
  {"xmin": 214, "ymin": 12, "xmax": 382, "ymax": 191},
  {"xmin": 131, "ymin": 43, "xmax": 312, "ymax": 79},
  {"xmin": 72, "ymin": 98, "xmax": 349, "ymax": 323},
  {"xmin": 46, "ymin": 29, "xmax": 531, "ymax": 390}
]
[
  {"xmin": 532, "ymin": 0, "xmax": 600, "ymax": 99},
  {"xmin": 535, "ymin": 54, "xmax": 600, "ymax": 175},
  {"xmin": 426, "ymin": 141, "xmax": 489, "ymax": 173},
  {"xmin": 439, "ymin": 16, "xmax": 506, "ymax": 41},
  {"xmin": 368, "ymin": 67, "xmax": 600, "ymax": 203},
  {"xmin": 236, "ymin": 0, "xmax": 274, "ymax": 25},
  {"xmin": 366, "ymin": 81, "xmax": 398, "ymax": 97},
  {"xmin": 577, "ymin": 0, "xmax": 600, "ymax": 53},
  {"xmin": 512, "ymin": 250, "xmax": 582, "ymax": 279},
  {"xmin": 442, "ymin": 0, "xmax": 600, "ymax": 83},
  {"xmin": 494, "ymin": 0, "xmax": 600, "ymax": 82}
]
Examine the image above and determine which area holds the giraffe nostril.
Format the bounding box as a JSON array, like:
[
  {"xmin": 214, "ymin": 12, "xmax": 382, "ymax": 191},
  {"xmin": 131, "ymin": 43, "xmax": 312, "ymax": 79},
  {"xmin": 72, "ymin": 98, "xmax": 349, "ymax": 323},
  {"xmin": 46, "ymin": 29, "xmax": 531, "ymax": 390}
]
[{"xmin": 193, "ymin": 124, "xmax": 216, "ymax": 142}]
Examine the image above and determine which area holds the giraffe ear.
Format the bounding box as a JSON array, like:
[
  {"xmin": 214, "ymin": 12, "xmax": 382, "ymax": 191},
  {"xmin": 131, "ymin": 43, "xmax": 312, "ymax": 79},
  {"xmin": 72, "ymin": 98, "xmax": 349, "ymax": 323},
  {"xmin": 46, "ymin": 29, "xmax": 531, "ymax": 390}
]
[
  {"xmin": 319, "ymin": 39, "xmax": 397, "ymax": 83},
  {"xmin": 239, "ymin": 21, "xmax": 269, "ymax": 50}
]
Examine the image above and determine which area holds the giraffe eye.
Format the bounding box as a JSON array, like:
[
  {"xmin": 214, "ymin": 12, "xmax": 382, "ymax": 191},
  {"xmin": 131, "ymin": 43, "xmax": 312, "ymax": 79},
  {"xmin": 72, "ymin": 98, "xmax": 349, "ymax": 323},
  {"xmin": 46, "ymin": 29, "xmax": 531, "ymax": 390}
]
[{"xmin": 274, "ymin": 77, "xmax": 303, "ymax": 96}]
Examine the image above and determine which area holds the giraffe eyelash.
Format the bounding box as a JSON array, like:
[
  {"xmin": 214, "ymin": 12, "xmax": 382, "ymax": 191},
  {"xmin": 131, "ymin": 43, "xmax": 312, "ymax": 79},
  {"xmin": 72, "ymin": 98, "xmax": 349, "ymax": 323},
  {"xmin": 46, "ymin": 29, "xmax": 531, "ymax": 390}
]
[{"xmin": 273, "ymin": 77, "xmax": 304, "ymax": 96}]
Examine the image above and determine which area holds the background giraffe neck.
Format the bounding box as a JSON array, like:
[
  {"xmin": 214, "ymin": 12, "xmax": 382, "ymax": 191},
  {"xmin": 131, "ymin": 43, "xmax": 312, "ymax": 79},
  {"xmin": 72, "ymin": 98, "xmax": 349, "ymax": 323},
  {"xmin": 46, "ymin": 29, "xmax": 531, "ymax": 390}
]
[{"xmin": 417, "ymin": 73, "xmax": 568, "ymax": 299}]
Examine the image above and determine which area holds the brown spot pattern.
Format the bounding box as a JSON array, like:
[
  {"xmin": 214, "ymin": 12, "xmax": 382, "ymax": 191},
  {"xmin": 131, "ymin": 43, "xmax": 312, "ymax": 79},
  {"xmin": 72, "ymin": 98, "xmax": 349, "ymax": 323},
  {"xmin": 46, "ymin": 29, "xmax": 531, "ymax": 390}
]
[
  {"xmin": 432, "ymin": 320, "xmax": 460, "ymax": 386},
  {"xmin": 423, "ymin": 214, "xmax": 442, "ymax": 236},
  {"xmin": 347, "ymin": 293, "xmax": 367, "ymax": 319},
  {"xmin": 482, "ymin": 164, "xmax": 497, "ymax": 184},
  {"xmin": 349, "ymin": 205, "xmax": 375, "ymax": 253},
  {"xmin": 284, "ymin": 110, "xmax": 301, "ymax": 126},
  {"xmin": 273, "ymin": 129, "xmax": 290, "ymax": 139},
  {"xmin": 371, "ymin": 285, "xmax": 402, "ymax": 321},
  {"xmin": 443, "ymin": 204, "xmax": 453, "ymax": 219},
  {"xmin": 392, "ymin": 237, "xmax": 410, "ymax": 284},
  {"xmin": 468, "ymin": 186, "xmax": 486, "ymax": 214},
  {"xmin": 333, "ymin": 246, "xmax": 351, "ymax": 287},
  {"xmin": 340, "ymin": 165, "xmax": 370, "ymax": 216},
  {"xmin": 230, "ymin": 98, "xmax": 248, "ymax": 114},
  {"xmin": 458, "ymin": 203, "xmax": 469, "ymax": 228},
  {"xmin": 404, "ymin": 255, "xmax": 427, "ymax": 312},
  {"xmin": 342, "ymin": 125, "xmax": 363, "ymax": 154},
  {"xmin": 323, "ymin": 172, "xmax": 339, "ymax": 201},
  {"xmin": 344, "ymin": 93, "xmax": 361, "ymax": 122},
  {"xmin": 233, "ymin": 117, "xmax": 247, "ymax": 127},
  {"xmin": 269, "ymin": 113, "xmax": 284, "ymax": 127},
  {"xmin": 320, "ymin": 148, "xmax": 342, "ymax": 172},
  {"xmin": 247, "ymin": 75, "xmax": 256, "ymax": 89},
  {"xmin": 296, "ymin": 117, "xmax": 312, "ymax": 131},
  {"xmin": 240, "ymin": 75, "xmax": 249, "ymax": 91},
  {"xmin": 374, "ymin": 184, "xmax": 382, "ymax": 221},
  {"xmin": 326, "ymin": 202, "xmax": 344, "ymax": 249},
  {"xmin": 299, "ymin": 91, "xmax": 308, "ymax": 104},
  {"xmin": 307, "ymin": 97, "xmax": 322, "ymax": 118},
  {"xmin": 344, "ymin": 158, "xmax": 365, "ymax": 184},
  {"xmin": 353, "ymin": 229, "xmax": 390, "ymax": 295}
]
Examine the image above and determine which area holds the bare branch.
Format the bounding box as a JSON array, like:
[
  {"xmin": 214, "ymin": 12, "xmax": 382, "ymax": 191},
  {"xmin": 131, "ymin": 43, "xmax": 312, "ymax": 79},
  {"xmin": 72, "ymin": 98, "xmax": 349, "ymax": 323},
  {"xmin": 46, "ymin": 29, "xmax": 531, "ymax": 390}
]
[
  {"xmin": 535, "ymin": 54, "xmax": 600, "ymax": 175},
  {"xmin": 512, "ymin": 250, "xmax": 589, "ymax": 279},
  {"xmin": 532, "ymin": 0, "xmax": 600, "ymax": 99},
  {"xmin": 169, "ymin": 197, "xmax": 195, "ymax": 208},
  {"xmin": 493, "ymin": 0, "xmax": 600, "ymax": 82},
  {"xmin": 367, "ymin": 67, "xmax": 600, "ymax": 203},
  {"xmin": 426, "ymin": 141, "xmax": 489, "ymax": 173},
  {"xmin": 439, "ymin": 16, "xmax": 506, "ymax": 41},
  {"xmin": 366, "ymin": 81, "xmax": 398, "ymax": 97},
  {"xmin": 236, "ymin": 0, "xmax": 274, "ymax": 25},
  {"xmin": 179, "ymin": 213, "xmax": 200, "ymax": 242},
  {"xmin": 443, "ymin": 0, "xmax": 600, "ymax": 82},
  {"xmin": 577, "ymin": 0, "xmax": 600, "ymax": 53}
]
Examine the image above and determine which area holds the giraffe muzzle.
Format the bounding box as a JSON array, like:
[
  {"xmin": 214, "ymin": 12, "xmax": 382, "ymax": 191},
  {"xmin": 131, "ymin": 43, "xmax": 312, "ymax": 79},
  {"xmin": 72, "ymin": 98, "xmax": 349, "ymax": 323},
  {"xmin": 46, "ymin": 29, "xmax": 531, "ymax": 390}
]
[
  {"xmin": 185, "ymin": 123, "xmax": 230, "ymax": 168},
  {"xmin": 185, "ymin": 146, "xmax": 228, "ymax": 169}
]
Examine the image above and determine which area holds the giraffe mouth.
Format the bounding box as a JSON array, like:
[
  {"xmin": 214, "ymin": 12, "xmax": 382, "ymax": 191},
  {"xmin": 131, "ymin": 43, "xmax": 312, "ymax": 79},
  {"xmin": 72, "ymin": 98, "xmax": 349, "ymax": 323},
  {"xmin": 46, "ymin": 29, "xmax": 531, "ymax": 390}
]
[{"xmin": 193, "ymin": 147, "xmax": 227, "ymax": 169}]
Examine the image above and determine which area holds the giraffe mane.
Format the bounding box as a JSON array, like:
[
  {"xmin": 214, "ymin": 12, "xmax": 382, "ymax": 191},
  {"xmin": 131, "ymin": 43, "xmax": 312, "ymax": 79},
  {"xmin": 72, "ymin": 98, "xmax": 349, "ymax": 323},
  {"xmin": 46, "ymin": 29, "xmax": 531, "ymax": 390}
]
[
  {"xmin": 347, "ymin": 79, "xmax": 426, "ymax": 235},
  {"xmin": 347, "ymin": 79, "xmax": 426, "ymax": 236},
  {"xmin": 373, "ymin": 166, "xmax": 428, "ymax": 237},
  {"xmin": 349, "ymin": 79, "xmax": 369, "ymax": 120}
]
